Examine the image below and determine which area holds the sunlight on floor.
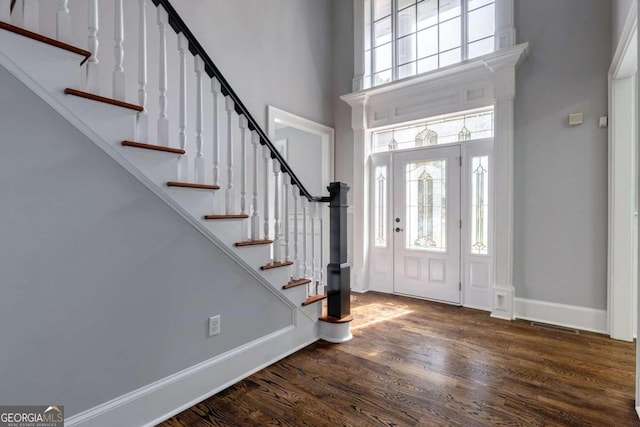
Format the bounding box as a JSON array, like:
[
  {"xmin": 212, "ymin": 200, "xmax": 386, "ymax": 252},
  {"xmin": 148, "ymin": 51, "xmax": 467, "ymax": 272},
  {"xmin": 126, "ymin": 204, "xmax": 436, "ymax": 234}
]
[{"xmin": 351, "ymin": 302, "xmax": 414, "ymax": 330}]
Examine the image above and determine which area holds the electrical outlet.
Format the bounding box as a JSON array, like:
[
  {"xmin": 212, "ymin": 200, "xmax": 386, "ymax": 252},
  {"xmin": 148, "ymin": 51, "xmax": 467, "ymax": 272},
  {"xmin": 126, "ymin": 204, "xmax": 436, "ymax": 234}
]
[{"xmin": 208, "ymin": 315, "xmax": 221, "ymax": 337}]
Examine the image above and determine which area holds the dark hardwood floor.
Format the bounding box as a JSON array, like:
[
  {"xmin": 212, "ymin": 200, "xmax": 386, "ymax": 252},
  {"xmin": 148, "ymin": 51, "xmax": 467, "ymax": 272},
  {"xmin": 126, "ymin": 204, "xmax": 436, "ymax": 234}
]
[{"xmin": 159, "ymin": 292, "xmax": 638, "ymax": 426}]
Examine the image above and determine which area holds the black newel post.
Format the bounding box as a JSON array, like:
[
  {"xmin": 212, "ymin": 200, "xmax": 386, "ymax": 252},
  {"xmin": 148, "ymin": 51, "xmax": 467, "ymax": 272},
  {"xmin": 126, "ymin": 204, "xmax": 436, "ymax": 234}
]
[{"xmin": 326, "ymin": 182, "xmax": 350, "ymax": 319}]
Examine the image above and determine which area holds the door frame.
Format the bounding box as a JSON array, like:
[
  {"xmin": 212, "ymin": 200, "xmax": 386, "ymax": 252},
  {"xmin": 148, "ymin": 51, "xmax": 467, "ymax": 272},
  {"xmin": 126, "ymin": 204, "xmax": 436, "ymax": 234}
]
[
  {"xmin": 608, "ymin": 6, "xmax": 637, "ymax": 343},
  {"xmin": 391, "ymin": 144, "xmax": 462, "ymax": 304}
]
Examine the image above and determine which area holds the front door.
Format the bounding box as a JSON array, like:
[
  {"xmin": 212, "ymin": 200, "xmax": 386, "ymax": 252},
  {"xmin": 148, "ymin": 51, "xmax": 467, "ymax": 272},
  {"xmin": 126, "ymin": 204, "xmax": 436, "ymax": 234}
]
[{"xmin": 392, "ymin": 146, "xmax": 461, "ymax": 303}]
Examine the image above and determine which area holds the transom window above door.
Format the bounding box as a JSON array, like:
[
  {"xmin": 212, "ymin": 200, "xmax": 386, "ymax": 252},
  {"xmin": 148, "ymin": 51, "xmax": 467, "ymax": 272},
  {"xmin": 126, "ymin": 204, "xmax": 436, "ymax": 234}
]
[
  {"xmin": 371, "ymin": 108, "xmax": 493, "ymax": 153},
  {"xmin": 364, "ymin": 0, "xmax": 496, "ymax": 88}
]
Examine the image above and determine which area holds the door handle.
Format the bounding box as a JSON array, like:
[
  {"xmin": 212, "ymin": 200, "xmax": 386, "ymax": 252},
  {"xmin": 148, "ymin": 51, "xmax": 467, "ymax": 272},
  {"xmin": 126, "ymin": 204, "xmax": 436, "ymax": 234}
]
[{"xmin": 395, "ymin": 227, "xmax": 404, "ymax": 232}]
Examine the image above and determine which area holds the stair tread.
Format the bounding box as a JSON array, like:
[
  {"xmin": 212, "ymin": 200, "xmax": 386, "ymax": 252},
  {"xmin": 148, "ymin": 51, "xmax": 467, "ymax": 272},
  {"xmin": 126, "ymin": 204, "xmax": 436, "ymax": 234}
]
[
  {"xmin": 204, "ymin": 214, "xmax": 250, "ymax": 220},
  {"xmin": 65, "ymin": 88, "xmax": 144, "ymax": 112},
  {"xmin": 261, "ymin": 261, "xmax": 294, "ymax": 270},
  {"xmin": 319, "ymin": 314, "xmax": 354, "ymax": 324},
  {"xmin": 167, "ymin": 182, "xmax": 220, "ymax": 190},
  {"xmin": 0, "ymin": 21, "xmax": 91, "ymax": 63},
  {"xmin": 282, "ymin": 278, "xmax": 312, "ymax": 290},
  {"xmin": 235, "ymin": 240, "xmax": 273, "ymax": 247},
  {"xmin": 302, "ymin": 295, "xmax": 327, "ymax": 306},
  {"xmin": 122, "ymin": 140, "xmax": 186, "ymax": 155}
]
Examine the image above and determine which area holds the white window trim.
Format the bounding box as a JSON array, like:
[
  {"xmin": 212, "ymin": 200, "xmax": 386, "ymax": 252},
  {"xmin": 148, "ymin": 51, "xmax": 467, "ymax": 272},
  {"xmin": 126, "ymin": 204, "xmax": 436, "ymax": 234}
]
[
  {"xmin": 343, "ymin": 21, "xmax": 527, "ymax": 319},
  {"xmin": 354, "ymin": 0, "xmax": 516, "ymax": 92}
]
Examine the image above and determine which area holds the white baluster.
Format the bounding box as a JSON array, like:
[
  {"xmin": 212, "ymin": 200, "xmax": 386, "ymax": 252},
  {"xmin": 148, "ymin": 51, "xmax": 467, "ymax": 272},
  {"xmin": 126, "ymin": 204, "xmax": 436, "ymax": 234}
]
[
  {"xmin": 112, "ymin": 0, "xmax": 125, "ymax": 101},
  {"xmin": 251, "ymin": 132, "xmax": 260, "ymax": 240},
  {"xmin": 318, "ymin": 204, "xmax": 324, "ymax": 295},
  {"xmin": 239, "ymin": 116, "xmax": 248, "ymax": 215},
  {"xmin": 283, "ymin": 177, "xmax": 290, "ymax": 263},
  {"xmin": 194, "ymin": 56, "xmax": 205, "ymax": 183},
  {"xmin": 157, "ymin": 7, "xmax": 169, "ymax": 146},
  {"xmin": 273, "ymin": 159, "xmax": 282, "ymax": 263},
  {"xmin": 87, "ymin": 0, "xmax": 99, "ymax": 94},
  {"xmin": 311, "ymin": 202, "xmax": 317, "ymax": 294},
  {"xmin": 292, "ymin": 183, "xmax": 299, "ymax": 279},
  {"xmin": 211, "ymin": 78, "xmax": 221, "ymax": 187},
  {"xmin": 176, "ymin": 32, "xmax": 188, "ymax": 180},
  {"xmin": 302, "ymin": 197, "xmax": 308, "ymax": 280},
  {"xmin": 56, "ymin": 1, "xmax": 71, "ymax": 44},
  {"xmin": 225, "ymin": 97, "xmax": 235, "ymax": 214},
  {"xmin": 22, "ymin": 0, "xmax": 39, "ymax": 33},
  {"xmin": 136, "ymin": 0, "xmax": 148, "ymax": 142},
  {"xmin": 262, "ymin": 146, "xmax": 270, "ymax": 241},
  {"xmin": 0, "ymin": 0, "xmax": 10, "ymax": 23}
]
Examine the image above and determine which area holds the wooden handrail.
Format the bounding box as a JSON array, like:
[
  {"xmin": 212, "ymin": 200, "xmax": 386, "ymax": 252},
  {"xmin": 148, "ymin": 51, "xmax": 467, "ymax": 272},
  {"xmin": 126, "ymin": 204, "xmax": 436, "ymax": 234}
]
[{"xmin": 151, "ymin": 0, "xmax": 330, "ymax": 203}]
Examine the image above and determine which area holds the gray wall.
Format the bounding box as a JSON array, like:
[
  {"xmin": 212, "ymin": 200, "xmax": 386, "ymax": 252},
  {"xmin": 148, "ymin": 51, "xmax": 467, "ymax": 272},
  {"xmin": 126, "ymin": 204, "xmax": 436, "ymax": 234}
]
[
  {"xmin": 332, "ymin": 0, "xmax": 356, "ymax": 199},
  {"xmin": 275, "ymin": 126, "xmax": 324, "ymax": 195},
  {"xmin": 0, "ymin": 67, "xmax": 292, "ymax": 416},
  {"xmin": 613, "ymin": 0, "xmax": 635, "ymax": 52},
  {"xmin": 514, "ymin": 0, "xmax": 611, "ymax": 308},
  {"xmin": 171, "ymin": 0, "xmax": 334, "ymax": 129}
]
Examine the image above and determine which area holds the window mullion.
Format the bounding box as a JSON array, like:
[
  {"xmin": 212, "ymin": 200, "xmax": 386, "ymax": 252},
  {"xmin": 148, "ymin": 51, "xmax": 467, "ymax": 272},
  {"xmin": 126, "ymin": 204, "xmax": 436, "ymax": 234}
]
[
  {"xmin": 461, "ymin": 0, "xmax": 469, "ymax": 61},
  {"xmin": 392, "ymin": 0, "xmax": 398, "ymax": 81}
]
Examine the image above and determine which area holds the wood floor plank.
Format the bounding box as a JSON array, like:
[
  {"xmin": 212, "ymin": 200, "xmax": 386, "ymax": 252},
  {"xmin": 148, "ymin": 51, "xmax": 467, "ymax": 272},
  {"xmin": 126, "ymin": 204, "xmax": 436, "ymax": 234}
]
[{"xmin": 159, "ymin": 292, "xmax": 638, "ymax": 426}]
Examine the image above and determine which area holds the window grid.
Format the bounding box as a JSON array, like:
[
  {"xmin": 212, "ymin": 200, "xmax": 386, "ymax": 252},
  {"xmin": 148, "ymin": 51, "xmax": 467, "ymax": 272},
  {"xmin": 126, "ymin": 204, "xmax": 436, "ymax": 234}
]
[{"xmin": 364, "ymin": 0, "xmax": 495, "ymax": 88}]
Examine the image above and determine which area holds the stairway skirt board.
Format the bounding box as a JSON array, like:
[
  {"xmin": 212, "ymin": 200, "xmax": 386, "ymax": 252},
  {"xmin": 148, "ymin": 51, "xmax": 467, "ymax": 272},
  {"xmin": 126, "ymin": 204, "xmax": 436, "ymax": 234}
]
[{"xmin": 0, "ymin": 8, "xmax": 338, "ymax": 426}]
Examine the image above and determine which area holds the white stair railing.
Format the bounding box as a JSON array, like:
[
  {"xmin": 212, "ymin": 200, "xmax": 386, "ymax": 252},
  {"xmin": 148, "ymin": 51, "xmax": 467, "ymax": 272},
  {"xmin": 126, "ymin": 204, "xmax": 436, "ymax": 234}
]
[
  {"xmin": 156, "ymin": 6, "xmax": 169, "ymax": 146},
  {"xmin": 251, "ymin": 132, "xmax": 260, "ymax": 238},
  {"xmin": 211, "ymin": 78, "xmax": 221, "ymax": 188},
  {"xmin": 4, "ymin": 1, "xmax": 335, "ymax": 307},
  {"xmin": 22, "ymin": 0, "xmax": 38, "ymax": 32},
  {"xmin": 136, "ymin": 0, "xmax": 148, "ymax": 142},
  {"xmin": 56, "ymin": 0, "xmax": 70, "ymax": 43},
  {"xmin": 194, "ymin": 55, "xmax": 205, "ymax": 183},
  {"xmin": 86, "ymin": 0, "xmax": 99, "ymax": 93},
  {"xmin": 177, "ymin": 32, "xmax": 188, "ymax": 180},
  {"xmin": 272, "ymin": 159, "xmax": 282, "ymax": 262},
  {"xmin": 112, "ymin": 0, "xmax": 124, "ymax": 101}
]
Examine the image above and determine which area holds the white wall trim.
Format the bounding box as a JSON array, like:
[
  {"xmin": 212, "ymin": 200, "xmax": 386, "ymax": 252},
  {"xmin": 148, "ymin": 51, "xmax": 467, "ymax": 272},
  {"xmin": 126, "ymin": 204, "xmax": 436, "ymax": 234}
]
[
  {"xmin": 66, "ymin": 326, "xmax": 318, "ymax": 426},
  {"xmin": 611, "ymin": 0, "xmax": 638, "ymax": 78},
  {"xmin": 514, "ymin": 298, "xmax": 608, "ymax": 334}
]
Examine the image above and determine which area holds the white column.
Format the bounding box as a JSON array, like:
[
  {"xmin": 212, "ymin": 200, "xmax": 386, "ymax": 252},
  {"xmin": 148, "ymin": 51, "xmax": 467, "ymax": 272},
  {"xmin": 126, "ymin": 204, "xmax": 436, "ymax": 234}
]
[
  {"xmin": 0, "ymin": 0, "xmax": 10, "ymax": 23},
  {"xmin": 176, "ymin": 32, "xmax": 188, "ymax": 180},
  {"xmin": 262, "ymin": 145, "xmax": 270, "ymax": 240},
  {"xmin": 112, "ymin": 0, "xmax": 125, "ymax": 101},
  {"xmin": 136, "ymin": 0, "xmax": 148, "ymax": 142},
  {"xmin": 239, "ymin": 116, "xmax": 248, "ymax": 215},
  {"xmin": 283, "ymin": 177, "xmax": 290, "ymax": 262},
  {"xmin": 301, "ymin": 197, "xmax": 308, "ymax": 279},
  {"xmin": 194, "ymin": 55, "xmax": 205, "ymax": 183},
  {"xmin": 157, "ymin": 7, "xmax": 169, "ymax": 146},
  {"xmin": 86, "ymin": 0, "xmax": 99, "ymax": 94},
  {"xmin": 211, "ymin": 78, "xmax": 221, "ymax": 187},
  {"xmin": 225, "ymin": 97, "xmax": 235, "ymax": 214},
  {"xmin": 292, "ymin": 183, "xmax": 300, "ymax": 279},
  {"xmin": 272, "ymin": 159, "xmax": 282, "ymax": 263},
  {"xmin": 22, "ymin": 0, "xmax": 39, "ymax": 33},
  {"xmin": 318, "ymin": 204, "xmax": 325, "ymax": 294},
  {"xmin": 495, "ymin": 0, "xmax": 515, "ymax": 50},
  {"xmin": 310, "ymin": 202, "xmax": 317, "ymax": 295},
  {"xmin": 483, "ymin": 47, "xmax": 528, "ymax": 320},
  {"xmin": 251, "ymin": 132, "xmax": 261, "ymax": 240},
  {"xmin": 56, "ymin": 1, "xmax": 71, "ymax": 44}
]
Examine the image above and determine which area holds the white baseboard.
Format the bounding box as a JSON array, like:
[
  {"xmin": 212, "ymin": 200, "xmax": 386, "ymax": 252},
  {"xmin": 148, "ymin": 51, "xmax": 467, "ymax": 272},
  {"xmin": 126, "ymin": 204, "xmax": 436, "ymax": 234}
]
[
  {"xmin": 514, "ymin": 298, "xmax": 607, "ymax": 334},
  {"xmin": 66, "ymin": 324, "xmax": 318, "ymax": 427}
]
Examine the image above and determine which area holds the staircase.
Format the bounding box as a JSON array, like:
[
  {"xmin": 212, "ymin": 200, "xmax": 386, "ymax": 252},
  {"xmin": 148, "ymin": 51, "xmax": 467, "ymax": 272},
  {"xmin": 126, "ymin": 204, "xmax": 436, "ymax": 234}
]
[{"xmin": 0, "ymin": 0, "xmax": 351, "ymax": 422}]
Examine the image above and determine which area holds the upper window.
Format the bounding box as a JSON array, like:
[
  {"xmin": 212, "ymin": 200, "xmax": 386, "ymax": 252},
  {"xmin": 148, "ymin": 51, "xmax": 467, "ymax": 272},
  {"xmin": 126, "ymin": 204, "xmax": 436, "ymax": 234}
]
[{"xmin": 364, "ymin": 0, "xmax": 495, "ymax": 88}]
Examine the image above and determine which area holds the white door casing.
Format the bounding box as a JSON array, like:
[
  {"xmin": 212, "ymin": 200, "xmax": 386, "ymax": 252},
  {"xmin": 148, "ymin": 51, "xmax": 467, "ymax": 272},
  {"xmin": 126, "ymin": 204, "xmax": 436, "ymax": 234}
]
[
  {"xmin": 393, "ymin": 146, "xmax": 461, "ymax": 303},
  {"xmin": 342, "ymin": 42, "xmax": 527, "ymax": 319}
]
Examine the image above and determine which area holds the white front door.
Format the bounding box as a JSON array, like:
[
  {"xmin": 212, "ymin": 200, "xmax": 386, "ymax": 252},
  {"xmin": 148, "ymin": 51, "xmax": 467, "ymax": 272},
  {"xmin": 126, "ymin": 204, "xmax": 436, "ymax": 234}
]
[{"xmin": 392, "ymin": 146, "xmax": 461, "ymax": 303}]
